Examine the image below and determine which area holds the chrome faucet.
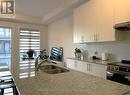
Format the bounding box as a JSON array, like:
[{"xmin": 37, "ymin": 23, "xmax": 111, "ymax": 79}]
[
  {"xmin": 35, "ymin": 57, "xmax": 39, "ymax": 71},
  {"xmin": 35, "ymin": 57, "xmax": 46, "ymax": 71}
]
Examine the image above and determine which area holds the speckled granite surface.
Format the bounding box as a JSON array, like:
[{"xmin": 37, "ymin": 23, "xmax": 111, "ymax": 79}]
[
  {"xmin": 67, "ymin": 57, "xmax": 117, "ymax": 65},
  {"xmin": 11, "ymin": 61, "xmax": 130, "ymax": 95}
]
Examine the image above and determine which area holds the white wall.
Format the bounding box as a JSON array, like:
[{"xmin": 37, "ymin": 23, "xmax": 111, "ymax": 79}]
[
  {"xmin": 0, "ymin": 20, "xmax": 47, "ymax": 73},
  {"xmin": 47, "ymin": 14, "xmax": 79, "ymax": 61},
  {"xmin": 47, "ymin": 14, "xmax": 130, "ymax": 62}
]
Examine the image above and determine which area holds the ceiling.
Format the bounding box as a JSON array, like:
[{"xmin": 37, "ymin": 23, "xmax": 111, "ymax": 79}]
[
  {"xmin": 15, "ymin": 0, "xmax": 66, "ymax": 18},
  {"xmin": 1, "ymin": 0, "xmax": 88, "ymax": 24}
]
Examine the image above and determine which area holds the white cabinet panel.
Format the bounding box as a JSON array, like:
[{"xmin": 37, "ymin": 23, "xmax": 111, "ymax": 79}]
[
  {"xmin": 73, "ymin": 0, "xmax": 98, "ymax": 43},
  {"xmin": 92, "ymin": 64, "xmax": 107, "ymax": 79},
  {"xmin": 73, "ymin": 0, "xmax": 116, "ymax": 43},
  {"xmin": 82, "ymin": 0, "xmax": 98, "ymax": 42},
  {"xmin": 66, "ymin": 58, "xmax": 107, "ymax": 79},
  {"xmin": 75, "ymin": 60, "xmax": 82, "ymax": 71},
  {"xmin": 114, "ymin": 0, "xmax": 130, "ymax": 24},
  {"xmin": 97, "ymin": 0, "xmax": 115, "ymax": 42},
  {"xmin": 85, "ymin": 62, "xmax": 92, "ymax": 74},
  {"xmin": 66, "ymin": 59, "xmax": 87, "ymax": 72},
  {"xmin": 66, "ymin": 59, "xmax": 76, "ymax": 70}
]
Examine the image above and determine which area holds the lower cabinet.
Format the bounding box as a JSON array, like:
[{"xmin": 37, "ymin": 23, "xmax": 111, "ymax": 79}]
[
  {"xmin": 66, "ymin": 58, "xmax": 107, "ymax": 79},
  {"xmin": 66, "ymin": 58, "xmax": 76, "ymax": 70},
  {"xmin": 91, "ymin": 64, "xmax": 107, "ymax": 79}
]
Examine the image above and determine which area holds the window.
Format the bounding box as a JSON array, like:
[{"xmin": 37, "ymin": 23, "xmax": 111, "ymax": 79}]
[
  {"xmin": 19, "ymin": 29, "xmax": 40, "ymax": 61},
  {"xmin": 0, "ymin": 31, "xmax": 4, "ymax": 37},
  {"xmin": 0, "ymin": 28, "xmax": 11, "ymax": 37},
  {"xmin": 0, "ymin": 27, "xmax": 11, "ymax": 67}
]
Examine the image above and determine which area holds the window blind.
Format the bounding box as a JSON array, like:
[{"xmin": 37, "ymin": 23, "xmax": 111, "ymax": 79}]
[{"xmin": 19, "ymin": 29, "xmax": 40, "ymax": 59}]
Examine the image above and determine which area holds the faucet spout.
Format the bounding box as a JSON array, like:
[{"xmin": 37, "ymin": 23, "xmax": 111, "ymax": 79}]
[
  {"xmin": 35, "ymin": 57, "xmax": 39, "ymax": 71},
  {"xmin": 35, "ymin": 57, "xmax": 47, "ymax": 71}
]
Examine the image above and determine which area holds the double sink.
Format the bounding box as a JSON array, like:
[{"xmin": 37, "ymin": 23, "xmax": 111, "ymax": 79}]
[{"xmin": 38, "ymin": 65, "xmax": 69, "ymax": 74}]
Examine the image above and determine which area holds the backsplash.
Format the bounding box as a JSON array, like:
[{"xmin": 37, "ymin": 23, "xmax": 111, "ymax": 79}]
[{"xmin": 80, "ymin": 31, "xmax": 130, "ymax": 61}]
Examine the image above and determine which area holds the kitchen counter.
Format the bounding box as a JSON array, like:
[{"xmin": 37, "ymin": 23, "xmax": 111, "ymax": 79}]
[
  {"xmin": 11, "ymin": 60, "xmax": 130, "ymax": 95},
  {"xmin": 67, "ymin": 57, "xmax": 117, "ymax": 65}
]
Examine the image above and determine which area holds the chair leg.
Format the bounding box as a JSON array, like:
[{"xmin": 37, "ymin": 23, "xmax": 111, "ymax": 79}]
[
  {"xmin": 13, "ymin": 86, "xmax": 19, "ymax": 95},
  {"xmin": 1, "ymin": 89, "xmax": 4, "ymax": 95}
]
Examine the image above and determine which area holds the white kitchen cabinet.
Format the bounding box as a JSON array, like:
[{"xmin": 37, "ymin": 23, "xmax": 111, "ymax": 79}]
[
  {"xmin": 66, "ymin": 58, "xmax": 76, "ymax": 70},
  {"xmin": 66, "ymin": 59, "xmax": 85, "ymax": 71},
  {"xmin": 114, "ymin": 0, "xmax": 130, "ymax": 24},
  {"xmin": 82, "ymin": 0, "xmax": 98, "ymax": 42},
  {"xmin": 73, "ymin": 0, "xmax": 116, "ymax": 43},
  {"xmin": 75, "ymin": 60, "xmax": 82, "ymax": 71},
  {"xmin": 84, "ymin": 62, "xmax": 92, "ymax": 74},
  {"xmin": 83, "ymin": 62, "xmax": 106, "ymax": 79},
  {"xmin": 97, "ymin": 0, "xmax": 115, "ymax": 42},
  {"xmin": 66, "ymin": 58, "xmax": 107, "ymax": 79},
  {"xmin": 76, "ymin": 61, "xmax": 93, "ymax": 74},
  {"xmin": 92, "ymin": 64, "xmax": 107, "ymax": 79},
  {"xmin": 73, "ymin": 0, "xmax": 97, "ymax": 43}
]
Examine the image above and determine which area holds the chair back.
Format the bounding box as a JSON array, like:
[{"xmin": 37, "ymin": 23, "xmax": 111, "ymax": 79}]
[{"xmin": 50, "ymin": 47, "xmax": 63, "ymax": 62}]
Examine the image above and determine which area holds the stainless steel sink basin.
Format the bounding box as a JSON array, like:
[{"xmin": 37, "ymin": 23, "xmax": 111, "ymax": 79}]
[{"xmin": 38, "ymin": 65, "xmax": 69, "ymax": 74}]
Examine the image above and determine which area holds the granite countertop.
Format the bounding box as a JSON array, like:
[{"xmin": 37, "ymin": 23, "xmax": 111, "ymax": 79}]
[
  {"xmin": 67, "ymin": 57, "xmax": 117, "ymax": 65},
  {"xmin": 11, "ymin": 60, "xmax": 130, "ymax": 95}
]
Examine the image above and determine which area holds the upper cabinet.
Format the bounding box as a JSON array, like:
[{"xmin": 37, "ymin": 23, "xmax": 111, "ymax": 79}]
[
  {"xmin": 114, "ymin": 0, "xmax": 130, "ymax": 24},
  {"xmin": 82, "ymin": 0, "xmax": 98, "ymax": 42},
  {"xmin": 97, "ymin": 0, "xmax": 115, "ymax": 42},
  {"xmin": 73, "ymin": 0, "xmax": 116, "ymax": 43}
]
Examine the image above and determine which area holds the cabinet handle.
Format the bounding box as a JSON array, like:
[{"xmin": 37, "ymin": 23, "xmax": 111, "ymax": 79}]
[
  {"xmin": 88, "ymin": 64, "xmax": 91, "ymax": 72},
  {"xmin": 87, "ymin": 64, "xmax": 88, "ymax": 71},
  {"xmin": 93, "ymin": 35, "xmax": 96, "ymax": 41},
  {"xmin": 94, "ymin": 34, "xmax": 97, "ymax": 41},
  {"xmin": 88, "ymin": 64, "xmax": 90, "ymax": 71},
  {"xmin": 90, "ymin": 64, "xmax": 92, "ymax": 72}
]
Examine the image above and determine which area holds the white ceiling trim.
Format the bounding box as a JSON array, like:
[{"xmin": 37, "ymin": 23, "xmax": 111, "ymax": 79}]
[{"xmin": 0, "ymin": 14, "xmax": 43, "ymax": 25}]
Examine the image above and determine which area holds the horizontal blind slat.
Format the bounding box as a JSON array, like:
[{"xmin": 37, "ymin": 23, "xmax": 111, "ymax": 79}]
[{"xmin": 19, "ymin": 30, "xmax": 40, "ymax": 56}]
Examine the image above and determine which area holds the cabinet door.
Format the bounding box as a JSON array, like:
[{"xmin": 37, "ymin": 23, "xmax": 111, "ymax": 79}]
[
  {"xmin": 73, "ymin": 0, "xmax": 98, "ymax": 43},
  {"xmin": 92, "ymin": 64, "xmax": 107, "ymax": 79},
  {"xmin": 66, "ymin": 59, "xmax": 83, "ymax": 71},
  {"xmin": 82, "ymin": 62, "xmax": 88, "ymax": 73},
  {"xmin": 82, "ymin": 0, "xmax": 98, "ymax": 42},
  {"xmin": 75, "ymin": 61, "xmax": 83, "ymax": 71},
  {"xmin": 76, "ymin": 61, "xmax": 86, "ymax": 72},
  {"xmin": 114, "ymin": 0, "xmax": 130, "ymax": 24},
  {"xmin": 83, "ymin": 62, "xmax": 92, "ymax": 74},
  {"xmin": 74, "ymin": 0, "xmax": 116, "ymax": 42},
  {"xmin": 66, "ymin": 59, "xmax": 75, "ymax": 70},
  {"xmin": 97, "ymin": 0, "xmax": 115, "ymax": 42}
]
